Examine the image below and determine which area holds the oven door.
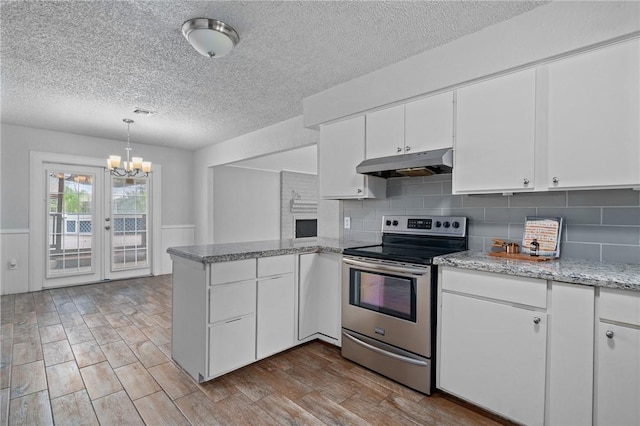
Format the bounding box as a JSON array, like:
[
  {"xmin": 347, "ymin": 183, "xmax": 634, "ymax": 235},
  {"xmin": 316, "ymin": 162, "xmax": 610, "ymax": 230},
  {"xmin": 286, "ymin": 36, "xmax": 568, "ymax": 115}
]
[{"xmin": 341, "ymin": 256, "xmax": 432, "ymax": 357}]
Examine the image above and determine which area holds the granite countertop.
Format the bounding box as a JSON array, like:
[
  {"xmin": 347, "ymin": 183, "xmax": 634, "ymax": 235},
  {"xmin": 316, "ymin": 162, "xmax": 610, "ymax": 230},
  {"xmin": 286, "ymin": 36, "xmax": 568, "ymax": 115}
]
[
  {"xmin": 434, "ymin": 251, "xmax": 640, "ymax": 291},
  {"xmin": 167, "ymin": 238, "xmax": 375, "ymax": 264}
]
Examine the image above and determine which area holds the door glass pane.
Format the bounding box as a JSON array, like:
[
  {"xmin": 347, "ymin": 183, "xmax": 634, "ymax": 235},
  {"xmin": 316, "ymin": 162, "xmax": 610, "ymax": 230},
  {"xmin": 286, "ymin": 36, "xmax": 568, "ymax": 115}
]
[
  {"xmin": 47, "ymin": 172, "xmax": 94, "ymax": 276},
  {"xmin": 111, "ymin": 177, "xmax": 149, "ymax": 270}
]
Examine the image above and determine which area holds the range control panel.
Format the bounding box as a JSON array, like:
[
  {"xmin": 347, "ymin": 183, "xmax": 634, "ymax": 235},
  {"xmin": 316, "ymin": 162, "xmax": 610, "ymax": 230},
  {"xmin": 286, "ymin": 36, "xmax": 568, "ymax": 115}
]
[{"xmin": 381, "ymin": 215, "xmax": 467, "ymax": 237}]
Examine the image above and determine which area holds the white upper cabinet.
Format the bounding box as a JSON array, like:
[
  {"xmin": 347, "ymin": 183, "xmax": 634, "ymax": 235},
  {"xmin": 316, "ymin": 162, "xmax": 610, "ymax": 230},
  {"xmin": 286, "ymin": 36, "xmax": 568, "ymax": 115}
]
[
  {"xmin": 454, "ymin": 68, "xmax": 537, "ymax": 194},
  {"xmin": 547, "ymin": 39, "xmax": 640, "ymax": 190},
  {"xmin": 365, "ymin": 92, "xmax": 454, "ymax": 160},
  {"xmin": 319, "ymin": 116, "xmax": 386, "ymax": 199},
  {"xmin": 366, "ymin": 105, "xmax": 405, "ymax": 159},
  {"xmin": 405, "ymin": 91, "xmax": 454, "ymax": 152}
]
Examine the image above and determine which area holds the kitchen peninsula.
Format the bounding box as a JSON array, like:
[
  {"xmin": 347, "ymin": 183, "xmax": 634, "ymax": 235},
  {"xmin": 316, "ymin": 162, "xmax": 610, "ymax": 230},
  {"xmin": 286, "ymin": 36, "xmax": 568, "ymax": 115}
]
[{"xmin": 167, "ymin": 238, "xmax": 369, "ymax": 383}]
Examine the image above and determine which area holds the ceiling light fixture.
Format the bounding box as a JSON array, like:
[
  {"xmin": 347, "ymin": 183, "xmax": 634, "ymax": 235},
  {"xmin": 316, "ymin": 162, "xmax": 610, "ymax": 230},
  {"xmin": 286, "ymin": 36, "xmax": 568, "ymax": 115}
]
[
  {"xmin": 182, "ymin": 18, "xmax": 239, "ymax": 58},
  {"xmin": 132, "ymin": 107, "xmax": 157, "ymax": 117},
  {"xmin": 106, "ymin": 119, "xmax": 151, "ymax": 177}
]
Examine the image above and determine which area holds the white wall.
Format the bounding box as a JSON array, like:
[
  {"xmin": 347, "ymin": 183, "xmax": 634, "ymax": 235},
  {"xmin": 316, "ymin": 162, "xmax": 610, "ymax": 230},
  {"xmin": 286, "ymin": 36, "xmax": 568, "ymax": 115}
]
[
  {"xmin": 0, "ymin": 124, "xmax": 195, "ymax": 293},
  {"xmin": 212, "ymin": 166, "xmax": 280, "ymax": 244},
  {"xmin": 194, "ymin": 116, "xmax": 319, "ymax": 244}
]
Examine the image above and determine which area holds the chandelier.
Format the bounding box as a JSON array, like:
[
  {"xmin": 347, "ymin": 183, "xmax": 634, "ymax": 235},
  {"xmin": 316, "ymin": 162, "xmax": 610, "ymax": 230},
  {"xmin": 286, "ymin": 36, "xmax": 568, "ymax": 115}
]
[{"xmin": 107, "ymin": 118, "xmax": 151, "ymax": 177}]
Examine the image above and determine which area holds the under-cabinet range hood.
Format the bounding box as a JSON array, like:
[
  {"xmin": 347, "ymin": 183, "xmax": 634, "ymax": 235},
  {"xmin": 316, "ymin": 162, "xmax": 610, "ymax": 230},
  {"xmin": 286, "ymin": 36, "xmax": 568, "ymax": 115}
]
[{"xmin": 356, "ymin": 148, "xmax": 453, "ymax": 179}]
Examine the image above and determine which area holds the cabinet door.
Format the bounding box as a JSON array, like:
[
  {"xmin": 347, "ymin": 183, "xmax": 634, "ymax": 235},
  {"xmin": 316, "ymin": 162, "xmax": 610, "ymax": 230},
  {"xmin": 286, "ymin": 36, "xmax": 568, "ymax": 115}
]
[
  {"xmin": 298, "ymin": 253, "xmax": 342, "ymax": 342},
  {"xmin": 596, "ymin": 322, "xmax": 640, "ymax": 426},
  {"xmin": 209, "ymin": 279, "xmax": 256, "ymax": 324},
  {"xmin": 439, "ymin": 292, "xmax": 546, "ymax": 425},
  {"xmin": 548, "ymin": 39, "xmax": 640, "ymax": 189},
  {"xmin": 208, "ymin": 314, "xmax": 255, "ymax": 378},
  {"xmin": 257, "ymin": 275, "xmax": 295, "ymax": 359},
  {"xmin": 319, "ymin": 116, "xmax": 367, "ymax": 198},
  {"xmin": 298, "ymin": 254, "xmax": 319, "ymax": 340},
  {"xmin": 365, "ymin": 105, "xmax": 405, "ymax": 159},
  {"xmin": 454, "ymin": 69, "xmax": 536, "ymax": 193},
  {"xmin": 316, "ymin": 254, "xmax": 342, "ymax": 342},
  {"xmin": 405, "ymin": 92, "xmax": 454, "ymax": 152}
]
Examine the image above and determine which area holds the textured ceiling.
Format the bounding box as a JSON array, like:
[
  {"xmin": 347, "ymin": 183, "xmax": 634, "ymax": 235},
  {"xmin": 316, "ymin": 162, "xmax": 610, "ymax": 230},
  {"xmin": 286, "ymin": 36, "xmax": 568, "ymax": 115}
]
[{"xmin": 1, "ymin": 1, "xmax": 547, "ymax": 151}]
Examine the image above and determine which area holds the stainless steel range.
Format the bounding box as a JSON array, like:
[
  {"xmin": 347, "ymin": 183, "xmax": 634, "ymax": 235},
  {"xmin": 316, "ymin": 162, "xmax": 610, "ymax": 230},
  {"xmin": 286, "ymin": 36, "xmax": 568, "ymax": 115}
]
[{"xmin": 341, "ymin": 215, "xmax": 468, "ymax": 395}]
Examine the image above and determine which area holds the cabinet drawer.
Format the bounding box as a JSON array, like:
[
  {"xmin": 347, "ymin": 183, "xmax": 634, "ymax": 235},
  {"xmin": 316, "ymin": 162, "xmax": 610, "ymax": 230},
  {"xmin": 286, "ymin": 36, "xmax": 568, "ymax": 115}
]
[
  {"xmin": 208, "ymin": 314, "xmax": 256, "ymax": 378},
  {"xmin": 442, "ymin": 268, "xmax": 546, "ymax": 308},
  {"xmin": 258, "ymin": 255, "xmax": 294, "ymax": 277},
  {"xmin": 210, "ymin": 259, "xmax": 256, "ymax": 285},
  {"xmin": 209, "ymin": 280, "xmax": 256, "ymax": 323},
  {"xmin": 600, "ymin": 288, "xmax": 640, "ymax": 326}
]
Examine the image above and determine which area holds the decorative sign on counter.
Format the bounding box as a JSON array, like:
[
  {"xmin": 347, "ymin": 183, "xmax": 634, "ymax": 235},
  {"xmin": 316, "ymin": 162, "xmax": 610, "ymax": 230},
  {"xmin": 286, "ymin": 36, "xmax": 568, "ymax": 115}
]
[{"xmin": 522, "ymin": 216, "xmax": 563, "ymax": 257}]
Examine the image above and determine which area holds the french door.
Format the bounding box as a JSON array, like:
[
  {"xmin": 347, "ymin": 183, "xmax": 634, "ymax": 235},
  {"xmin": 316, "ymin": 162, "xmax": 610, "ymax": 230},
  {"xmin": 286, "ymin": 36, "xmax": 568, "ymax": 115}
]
[
  {"xmin": 42, "ymin": 162, "xmax": 152, "ymax": 288},
  {"xmin": 105, "ymin": 174, "xmax": 151, "ymax": 280}
]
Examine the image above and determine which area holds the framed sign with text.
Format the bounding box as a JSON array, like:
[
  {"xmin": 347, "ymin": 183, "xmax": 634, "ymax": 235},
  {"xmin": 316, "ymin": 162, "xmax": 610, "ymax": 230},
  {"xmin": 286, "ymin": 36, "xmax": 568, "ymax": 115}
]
[{"xmin": 522, "ymin": 216, "xmax": 563, "ymax": 257}]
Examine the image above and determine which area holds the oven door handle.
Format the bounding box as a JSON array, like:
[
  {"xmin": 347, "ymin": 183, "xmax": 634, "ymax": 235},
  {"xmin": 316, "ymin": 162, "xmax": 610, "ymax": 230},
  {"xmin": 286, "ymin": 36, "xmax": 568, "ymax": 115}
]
[
  {"xmin": 343, "ymin": 258, "xmax": 427, "ymax": 276},
  {"xmin": 342, "ymin": 332, "xmax": 428, "ymax": 367}
]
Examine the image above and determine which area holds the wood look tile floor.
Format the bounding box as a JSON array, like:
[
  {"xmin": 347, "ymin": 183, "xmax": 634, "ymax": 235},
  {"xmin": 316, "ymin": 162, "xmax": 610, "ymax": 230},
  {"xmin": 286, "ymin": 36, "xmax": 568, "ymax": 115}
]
[{"xmin": 0, "ymin": 275, "xmax": 508, "ymax": 425}]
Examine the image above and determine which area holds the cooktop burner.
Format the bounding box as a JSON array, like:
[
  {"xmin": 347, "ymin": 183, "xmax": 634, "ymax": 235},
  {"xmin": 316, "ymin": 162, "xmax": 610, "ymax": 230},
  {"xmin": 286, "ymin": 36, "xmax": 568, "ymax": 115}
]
[{"xmin": 343, "ymin": 215, "xmax": 468, "ymax": 264}]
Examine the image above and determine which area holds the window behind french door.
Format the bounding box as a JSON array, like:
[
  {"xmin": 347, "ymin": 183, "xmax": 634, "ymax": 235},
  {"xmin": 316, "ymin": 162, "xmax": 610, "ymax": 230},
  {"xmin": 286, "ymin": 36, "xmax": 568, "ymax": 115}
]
[{"xmin": 43, "ymin": 163, "xmax": 151, "ymax": 288}]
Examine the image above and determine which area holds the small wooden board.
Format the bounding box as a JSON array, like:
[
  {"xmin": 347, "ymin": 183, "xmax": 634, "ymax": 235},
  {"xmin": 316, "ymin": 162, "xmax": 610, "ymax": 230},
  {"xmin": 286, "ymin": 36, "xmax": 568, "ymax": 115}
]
[{"xmin": 488, "ymin": 251, "xmax": 556, "ymax": 262}]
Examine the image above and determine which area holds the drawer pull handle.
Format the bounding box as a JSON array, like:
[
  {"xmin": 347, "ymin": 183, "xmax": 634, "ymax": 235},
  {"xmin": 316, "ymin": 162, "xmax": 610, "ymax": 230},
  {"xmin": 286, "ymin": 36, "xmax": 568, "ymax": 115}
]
[
  {"xmin": 225, "ymin": 318, "xmax": 242, "ymax": 324},
  {"xmin": 605, "ymin": 330, "xmax": 614, "ymax": 339},
  {"xmin": 533, "ymin": 317, "xmax": 541, "ymax": 325}
]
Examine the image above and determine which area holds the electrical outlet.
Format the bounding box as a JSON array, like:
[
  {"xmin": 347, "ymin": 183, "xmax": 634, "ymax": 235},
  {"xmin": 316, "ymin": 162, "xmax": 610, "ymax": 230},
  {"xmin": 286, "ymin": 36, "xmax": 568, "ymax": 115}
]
[{"xmin": 344, "ymin": 217, "xmax": 351, "ymax": 229}]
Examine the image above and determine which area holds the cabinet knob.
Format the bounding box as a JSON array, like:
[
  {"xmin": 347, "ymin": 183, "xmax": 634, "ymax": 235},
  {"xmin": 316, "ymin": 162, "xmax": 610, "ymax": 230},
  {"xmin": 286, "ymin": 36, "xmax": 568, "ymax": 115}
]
[
  {"xmin": 105, "ymin": 226, "xmax": 111, "ymax": 230},
  {"xmin": 397, "ymin": 147, "xmax": 403, "ymax": 153},
  {"xmin": 605, "ymin": 330, "xmax": 614, "ymax": 339},
  {"xmin": 105, "ymin": 217, "xmax": 111, "ymax": 222},
  {"xmin": 357, "ymin": 188, "xmax": 363, "ymax": 194},
  {"xmin": 552, "ymin": 177, "xmax": 559, "ymax": 184},
  {"xmin": 533, "ymin": 317, "xmax": 541, "ymax": 324},
  {"xmin": 405, "ymin": 146, "xmax": 411, "ymax": 152},
  {"xmin": 523, "ymin": 178, "xmax": 530, "ymax": 186}
]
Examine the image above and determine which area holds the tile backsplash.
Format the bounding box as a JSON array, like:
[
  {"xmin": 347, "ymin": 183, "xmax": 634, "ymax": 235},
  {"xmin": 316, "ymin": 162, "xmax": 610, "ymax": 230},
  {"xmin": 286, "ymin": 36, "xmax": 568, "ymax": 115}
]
[{"xmin": 342, "ymin": 174, "xmax": 640, "ymax": 264}]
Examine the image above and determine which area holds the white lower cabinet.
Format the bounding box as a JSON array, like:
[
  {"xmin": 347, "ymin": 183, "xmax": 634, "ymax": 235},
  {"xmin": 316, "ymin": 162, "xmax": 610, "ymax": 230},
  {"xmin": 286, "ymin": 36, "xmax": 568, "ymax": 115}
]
[
  {"xmin": 208, "ymin": 314, "xmax": 256, "ymax": 377},
  {"xmin": 439, "ymin": 268, "xmax": 640, "ymax": 426},
  {"xmin": 439, "ymin": 268, "xmax": 547, "ymax": 425},
  {"xmin": 547, "ymin": 282, "xmax": 594, "ymax": 426},
  {"xmin": 298, "ymin": 253, "xmax": 342, "ymax": 344},
  {"xmin": 172, "ymin": 254, "xmax": 299, "ymax": 382},
  {"xmin": 439, "ymin": 292, "xmax": 547, "ymax": 425},
  {"xmin": 596, "ymin": 288, "xmax": 640, "ymax": 426},
  {"xmin": 257, "ymin": 274, "xmax": 295, "ymax": 358}
]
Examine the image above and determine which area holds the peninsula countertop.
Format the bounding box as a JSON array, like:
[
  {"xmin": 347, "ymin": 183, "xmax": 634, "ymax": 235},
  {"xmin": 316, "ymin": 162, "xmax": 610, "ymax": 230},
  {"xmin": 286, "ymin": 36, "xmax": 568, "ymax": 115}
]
[
  {"xmin": 434, "ymin": 251, "xmax": 640, "ymax": 291},
  {"xmin": 167, "ymin": 238, "xmax": 375, "ymax": 264}
]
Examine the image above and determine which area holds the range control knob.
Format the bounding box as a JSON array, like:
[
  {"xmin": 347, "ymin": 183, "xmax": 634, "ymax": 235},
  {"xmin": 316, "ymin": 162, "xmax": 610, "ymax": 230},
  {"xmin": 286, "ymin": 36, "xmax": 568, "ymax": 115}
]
[
  {"xmin": 452, "ymin": 221, "xmax": 460, "ymax": 229},
  {"xmin": 435, "ymin": 221, "xmax": 442, "ymax": 228},
  {"xmin": 385, "ymin": 220, "xmax": 392, "ymax": 226},
  {"xmin": 443, "ymin": 221, "xmax": 451, "ymax": 228},
  {"xmin": 392, "ymin": 220, "xmax": 399, "ymax": 226}
]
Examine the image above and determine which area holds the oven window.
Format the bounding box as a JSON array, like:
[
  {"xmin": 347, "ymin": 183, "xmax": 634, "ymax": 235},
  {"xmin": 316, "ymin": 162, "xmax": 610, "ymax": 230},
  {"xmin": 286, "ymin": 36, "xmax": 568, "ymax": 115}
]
[{"xmin": 349, "ymin": 269, "xmax": 417, "ymax": 322}]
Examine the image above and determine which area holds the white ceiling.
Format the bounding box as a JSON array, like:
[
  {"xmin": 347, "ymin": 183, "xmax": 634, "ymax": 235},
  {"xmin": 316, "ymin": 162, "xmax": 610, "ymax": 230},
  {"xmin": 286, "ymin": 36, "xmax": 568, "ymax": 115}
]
[{"xmin": 0, "ymin": 1, "xmax": 547, "ymax": 151}]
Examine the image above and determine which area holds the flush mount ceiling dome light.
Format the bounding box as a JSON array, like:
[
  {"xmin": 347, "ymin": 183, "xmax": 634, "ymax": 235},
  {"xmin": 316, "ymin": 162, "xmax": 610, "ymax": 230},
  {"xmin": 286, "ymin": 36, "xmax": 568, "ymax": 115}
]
[{"xmin": 182, "ymin": 18, "xmax": 239, "ymax": 58}]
